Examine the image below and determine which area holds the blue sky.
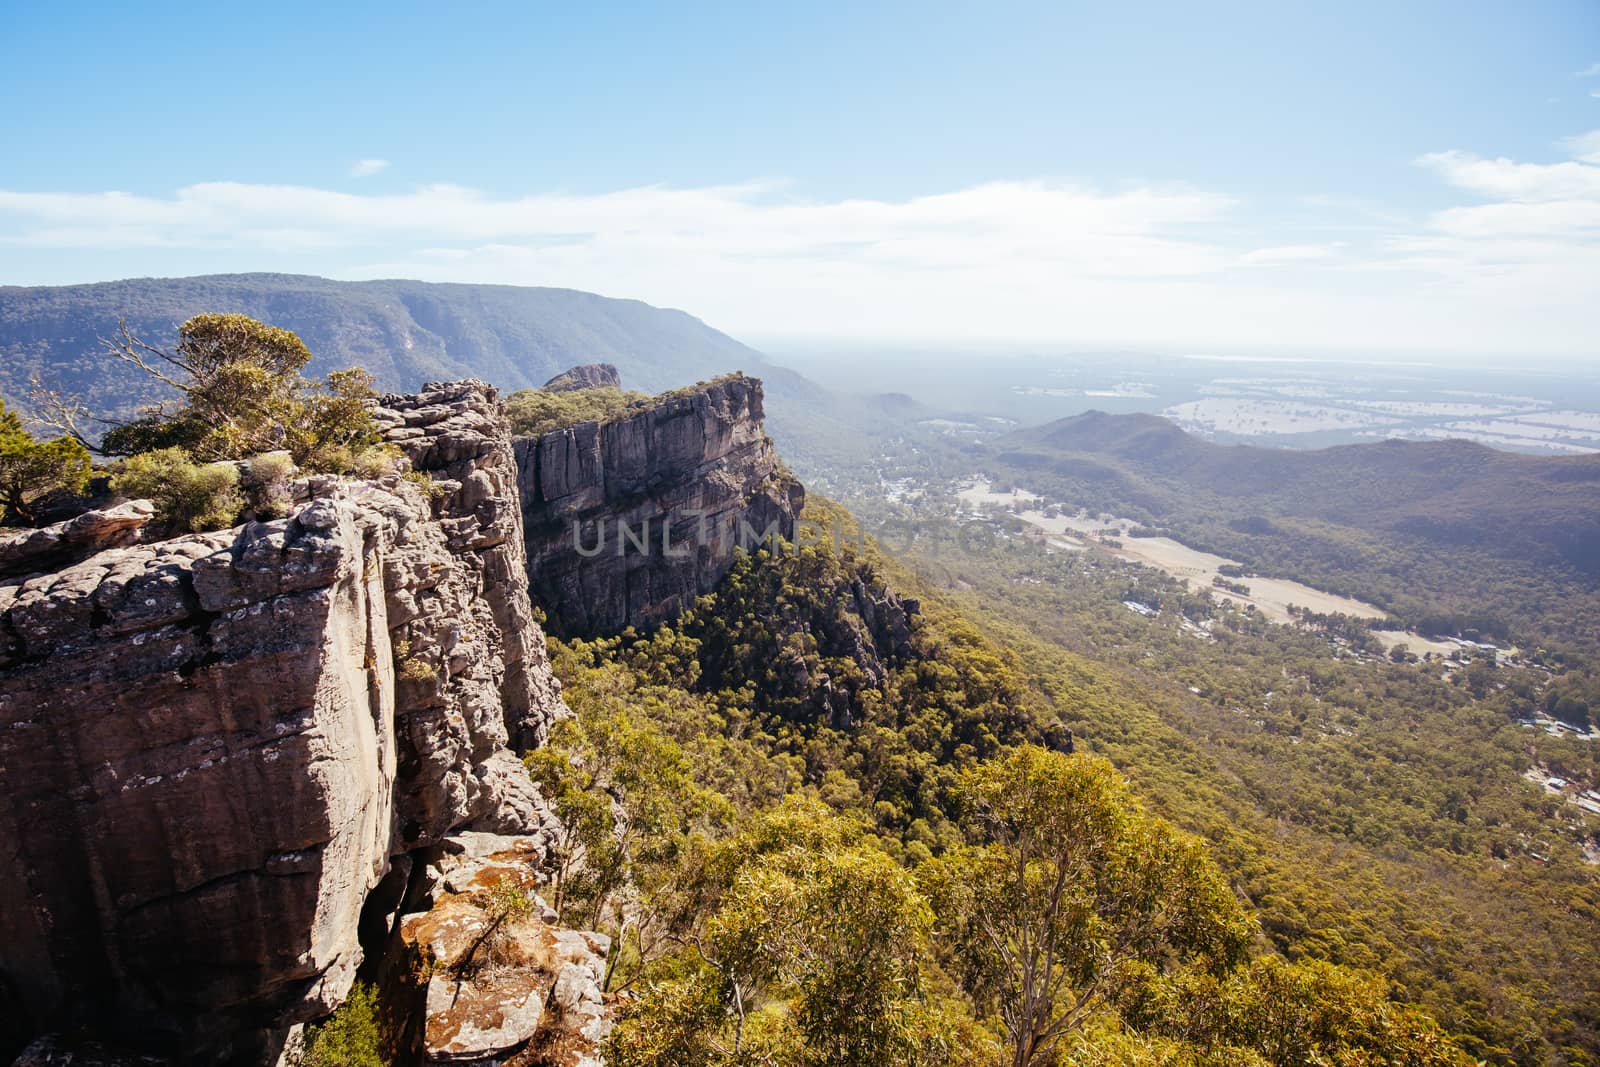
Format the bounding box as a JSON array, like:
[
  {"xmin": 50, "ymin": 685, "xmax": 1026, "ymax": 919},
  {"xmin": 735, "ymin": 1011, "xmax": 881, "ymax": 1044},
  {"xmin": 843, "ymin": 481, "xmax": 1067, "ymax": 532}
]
[{"xmin": 2, "ymin": 1, "xmax": 1597, "ymax": 356}]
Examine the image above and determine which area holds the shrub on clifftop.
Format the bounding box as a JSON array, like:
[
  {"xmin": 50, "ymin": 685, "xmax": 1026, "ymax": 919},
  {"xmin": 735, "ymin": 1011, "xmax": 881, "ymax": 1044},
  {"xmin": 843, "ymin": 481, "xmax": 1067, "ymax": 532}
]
[
  {"xmin": 111, "ymin": 448, "xmax": 243, "ymax": 534},
  {"xmin": 95, "ymin": 314, "xmax": 383, "ymax": 472},
  {"xmin": 0, "ymin": 399, "xmax": 92, "ymax": 526},
  {"xmin": 505, "ymin": 384, "xmax": 649, "ymax": 436},
  {"xmin": 32, "ymin": 313, "xmax": 390, "ymax": 533}
]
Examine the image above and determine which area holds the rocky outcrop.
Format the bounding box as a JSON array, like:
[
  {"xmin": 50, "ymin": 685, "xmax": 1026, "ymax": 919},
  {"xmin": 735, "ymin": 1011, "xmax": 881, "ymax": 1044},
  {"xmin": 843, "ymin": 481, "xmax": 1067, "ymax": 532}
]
[
  {"xmin": 0, "ymin": 382, "xmax": 573, "ymax": 1064},
  {"xmin": 0, "ymin": 500, "xmax": 156, "ymax": 580},
  {"xmin": 515, "ymin": 374, "xmax": 804, "ymax": 636},
  {"xmin": 370, "ymin": 383, "xmax": 567, "ymax": 795},
  {"xmin": 540, "ymin": 364, "xmax": 621, "ymax": 393},
  {"xmin": 388, "ymin": 834, "xmax": 610, "ymax": 1066},
  {"xmin": 0, "ymin": 374, "xmax": 796, "ymax": 1063}
]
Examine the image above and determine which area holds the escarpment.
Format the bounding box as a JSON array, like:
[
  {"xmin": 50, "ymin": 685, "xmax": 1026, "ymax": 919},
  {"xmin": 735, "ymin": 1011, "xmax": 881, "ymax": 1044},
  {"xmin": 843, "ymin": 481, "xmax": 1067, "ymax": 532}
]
[
  {"xmin": 0, "ymin": 382, "xmax": 596, "ymax": 1065},
  {"xmin": 0, "ymin": 373, "xmax": 806, "ymax": 1065},
  {"xmin": 514, "ymin": 373, "xmax": 805, "ymax": 636}
]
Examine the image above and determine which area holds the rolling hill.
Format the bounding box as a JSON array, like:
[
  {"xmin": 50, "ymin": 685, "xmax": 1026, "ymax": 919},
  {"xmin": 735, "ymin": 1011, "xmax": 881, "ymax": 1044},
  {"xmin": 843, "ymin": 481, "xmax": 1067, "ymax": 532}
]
[{"xmin": 991, "ymin": 410, "xmax": 1600, "ymax": 649}]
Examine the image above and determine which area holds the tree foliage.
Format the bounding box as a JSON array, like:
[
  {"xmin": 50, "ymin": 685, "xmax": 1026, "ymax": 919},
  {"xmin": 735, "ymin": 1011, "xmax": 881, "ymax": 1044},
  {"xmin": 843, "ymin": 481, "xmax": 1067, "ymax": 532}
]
[
  {"xmin": 1118, "ymin": 956, "xmax": 1472, "ymax": 1066},
  {"xmin": 298, "ymin": 982, "xmax": 386, "ymax": 1067},
  {"xmin": 0, "ymin": 399, "xmax": 91, "ymax": 525},
  {"xmin": 924, "ymin": 748, "xmax": 1254, "ymax": 1067},
  {"xmin": 605, "ymin": 800, "xmax": 990, "ymax": 1067},
  {"xmin": 543, "ymin": 507, "xmax": 1473, "ymax": 1066},
  {"xmin": 99, "ymin": 315, "xmax": 381, "ymax": 472}
]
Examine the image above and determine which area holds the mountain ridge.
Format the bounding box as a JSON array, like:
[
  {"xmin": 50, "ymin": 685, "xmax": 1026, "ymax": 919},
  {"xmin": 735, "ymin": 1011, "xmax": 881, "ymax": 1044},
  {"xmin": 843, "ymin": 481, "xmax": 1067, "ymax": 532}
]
[
  {"xmin": 0, "ymin": 272, "xmax": 763, "ymax": 406},
  {"xmin": 989, "ymin": 408, "xmax": 1600, "ymax": 648},
  {"xmin": 0, "ymin": 272, "xmax": 879, "ymax": 489}
]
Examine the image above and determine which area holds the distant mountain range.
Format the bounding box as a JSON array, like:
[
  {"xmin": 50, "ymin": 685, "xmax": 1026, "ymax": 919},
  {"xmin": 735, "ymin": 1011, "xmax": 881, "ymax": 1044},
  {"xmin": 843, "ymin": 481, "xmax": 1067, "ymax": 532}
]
[
  {"xmin": 0, "ymin": 272, "xmax": 895, "ymax": 480},
  {"xmin": 0, "ymin": 273, "xmax": 773, "ymax": 405}
]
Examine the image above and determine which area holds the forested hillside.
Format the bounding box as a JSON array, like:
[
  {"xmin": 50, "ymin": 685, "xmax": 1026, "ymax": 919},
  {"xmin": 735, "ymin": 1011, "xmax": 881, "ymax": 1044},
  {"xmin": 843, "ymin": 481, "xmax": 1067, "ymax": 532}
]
[
  {"xmin": 884, "ymin": 507, "xmax": 1600, "ymax": 1065},
  {"xmin": 991, "ymin": 411, "xmax": 1600, "ymax": 652},
  {"xmin": 0, "ymin": 274, "xmax": 763, "ymax": 408},
  {"xmin": 525, "ymin": 498, "xmax": 1476, "ymax": 1066}
]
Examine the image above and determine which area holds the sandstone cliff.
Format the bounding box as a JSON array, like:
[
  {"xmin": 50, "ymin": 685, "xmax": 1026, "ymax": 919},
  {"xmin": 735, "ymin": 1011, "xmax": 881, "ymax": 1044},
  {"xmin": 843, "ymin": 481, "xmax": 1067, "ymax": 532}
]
[
  {"xmin": 0, "ymin": 382, "xmax": 596, "ymax": 1065},
  {"xmin": 0, "ymin": 374, "xmax": 800, "ymax": 1064},
  {"xmin": 515, "ymin": 374, "xmax": 804, "ymax": 636}
]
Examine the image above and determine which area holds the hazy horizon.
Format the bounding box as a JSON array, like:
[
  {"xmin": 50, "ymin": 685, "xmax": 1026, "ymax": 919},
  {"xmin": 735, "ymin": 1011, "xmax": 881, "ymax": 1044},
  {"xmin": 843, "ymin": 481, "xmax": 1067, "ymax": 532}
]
[{"xmin": 4, "ymin": 270, "xmax": 1596, "ymax": 373}]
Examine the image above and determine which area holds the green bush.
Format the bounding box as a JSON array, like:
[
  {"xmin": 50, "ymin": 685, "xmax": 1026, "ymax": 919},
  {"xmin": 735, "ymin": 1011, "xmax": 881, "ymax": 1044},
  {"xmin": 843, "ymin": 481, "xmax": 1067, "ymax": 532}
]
[
  {"xmin": 349, "ymin": 443, "xmax": 401, "ymax": 480},
  {"xmin": 112, "ymin": 447, "xmax": 243, "ymax": 533},
  {"xmin": 402, "ymin": 469, "xmax": 448, "ymax": 500},
  {"xmin": 505, "ymin": 386, "xmax": 649, "ymax": 436},
  {"xmin": 241, "ymin": 451, "xmax": 297, "ymax": 520},
  {"xmin": 300, "ymin": 983, "xmax": 385, "ymax": 1067},
  {"xmin": 0, "ymin": 399, "xmax": 92, "ymax": 526}
]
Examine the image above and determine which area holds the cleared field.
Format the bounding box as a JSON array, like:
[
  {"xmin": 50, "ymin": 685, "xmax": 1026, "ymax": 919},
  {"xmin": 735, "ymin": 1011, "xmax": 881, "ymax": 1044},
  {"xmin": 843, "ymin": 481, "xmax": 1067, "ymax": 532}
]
[
  {"xmin": 958, "ymin": 481, "xmax": 1448, "ymax": 653},
  {"xmin": 1352, "ymin": 400, "xmax": 1529, "ymax": 418},
  {"xmin": 1511, "ymin": 410, "xmax": 1600, "ymax": 433},
  {"xmin": 1371, "ymin": 629, "xmax": 1461, "ymax": 658},
  {"xmin": 1162, "ymin": 398, "xmax": 1390, "ymax": 436}
]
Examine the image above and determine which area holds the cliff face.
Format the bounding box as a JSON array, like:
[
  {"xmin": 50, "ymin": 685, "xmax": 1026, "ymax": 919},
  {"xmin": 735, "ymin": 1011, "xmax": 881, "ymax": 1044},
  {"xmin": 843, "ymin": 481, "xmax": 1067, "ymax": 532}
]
[
  {"xmin": 515, "ymin": 374, "xmax": 804, "ymax": 636},
  {"xmin": 0, "ymin": 374, "xmax": 795, "ymax": 1064},
  {"xmin": 0, "ymin": 382, "xmax": 580, "ymax": 1063}
]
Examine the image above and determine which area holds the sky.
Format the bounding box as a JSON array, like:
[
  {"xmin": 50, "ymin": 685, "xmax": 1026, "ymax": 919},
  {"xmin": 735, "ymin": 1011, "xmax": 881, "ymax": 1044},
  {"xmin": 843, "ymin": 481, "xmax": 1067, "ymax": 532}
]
[{"xmin": 1, "ymin": 1, "xmax": 1597, "ymax": 358}]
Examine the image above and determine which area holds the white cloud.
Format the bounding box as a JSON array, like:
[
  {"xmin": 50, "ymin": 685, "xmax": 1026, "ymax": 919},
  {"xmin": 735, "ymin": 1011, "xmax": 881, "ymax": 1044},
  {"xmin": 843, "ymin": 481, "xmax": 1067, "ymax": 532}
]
[
  {"xmin": 1413, "ymin": 134, "xmax": 1600, "ymax": 249},
  {"xmin": 1416, "ymin": 148, "xmax": 1600, "ymax": 201},
  {"xmin": 1374, "ymin": 132, "xmax": 1600, "ymax": 332},
  {"xmin": 1237, "ymin": 243, "xmax": 1344, "ymax": 266},
  {"xmin": 1562, "ymin": 130, "xmax": 1600, "ymax": 164},
  {"xmin": 0, "ymin": 135, "xmax": 1595, "ymax": 356},
  {"xmin": 349, "ymin": 159, "xmax": 390, "ymax": 178},
  {"xmin": 1577, "ymin": 62, "xmax": 1600, "ymax": 77},
  {"xmin": 0, "ymin": 180, "xmax": 1238, "ymax": 276}
]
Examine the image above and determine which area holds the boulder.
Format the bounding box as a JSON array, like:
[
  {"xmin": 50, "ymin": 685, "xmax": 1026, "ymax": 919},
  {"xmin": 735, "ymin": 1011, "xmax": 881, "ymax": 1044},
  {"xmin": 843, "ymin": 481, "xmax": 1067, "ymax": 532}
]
[
  {"xmin": 0, "ymin": 500, "xmax": 155, "ymax": 580},
  {"xmin": 541, "ymin": 364, "xmax": 622, "ymax": 393},
  {"xmin": 395, "ymin": 834, "xmax": 611, "ymax": 1066}
]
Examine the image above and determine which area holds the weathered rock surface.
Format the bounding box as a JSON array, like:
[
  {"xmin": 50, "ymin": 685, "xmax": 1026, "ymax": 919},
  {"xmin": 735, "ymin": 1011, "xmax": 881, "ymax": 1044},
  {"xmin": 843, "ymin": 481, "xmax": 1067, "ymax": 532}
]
[
  {"xmin": 0, "ymin": 500, "xmax": 156, "ymax": 580},
  {"xmin": 0, "ymin": 382, "xmax": 571, "ymax": 1063},
  {"xmin": 9, "ymin": 1036, "xmax": 169, "ymax": 1066},
  {"xmin": 540, "ymin": 364, "xmax": 621, "ymax": 393},
  {"xmin": 391, "ymin": 834, "xmax": 611, "ymax": 1066},
  {"xmin": 370, "ymin": 381, "xmax": 568, "ymax": 816},
  {"xmin": 516, "ymin": 374, "xmax": 804, "ymax": 636}
]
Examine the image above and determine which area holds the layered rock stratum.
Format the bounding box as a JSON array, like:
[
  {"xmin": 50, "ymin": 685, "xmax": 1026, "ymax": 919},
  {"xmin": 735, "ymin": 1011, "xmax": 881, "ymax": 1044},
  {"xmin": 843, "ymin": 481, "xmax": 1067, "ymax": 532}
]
[
  {"xmin": 515, "ymin": 373, "xmax": 804, "ymax": 636},
  {"xmin": 0, "ymin": 383, "xmax": 577, "ymax": 1064}
]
